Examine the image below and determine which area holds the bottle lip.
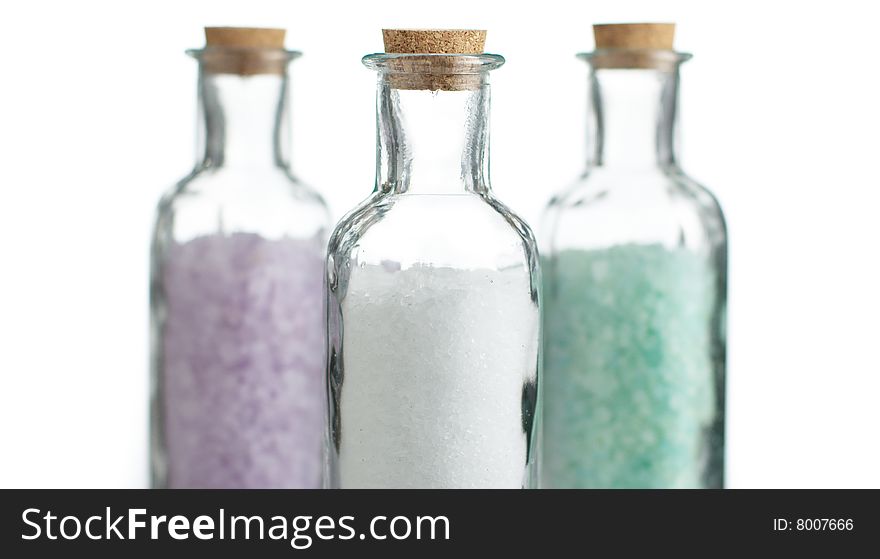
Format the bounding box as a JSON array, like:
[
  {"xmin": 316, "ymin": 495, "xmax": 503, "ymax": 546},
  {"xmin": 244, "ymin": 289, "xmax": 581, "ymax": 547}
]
[
  {"xmin": 187, "ymin": 48, "xmax": 301, "ymax": 76},
  {"xmin": 187, "ymin": 47, "xmax": 302, "ymax": 61},
  {"xmin": 578, "ymin": 49, "xmax": 692, "ymax": 70},
  {"xmin": 362, "ymin": 52, "xmax": 505, "ymax": 74}
]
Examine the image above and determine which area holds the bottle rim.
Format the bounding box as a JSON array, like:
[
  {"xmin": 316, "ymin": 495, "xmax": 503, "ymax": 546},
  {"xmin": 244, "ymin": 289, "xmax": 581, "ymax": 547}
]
[
  {"xmin": 579, "ymin": 49, "xmax": 692, "ymax": 70},
  {"xmin": 187, "ymin": 48, "xmax": 302, "ymax": 61},
  {"xmin": 363, "ymin": 53, "xmax": 505, "ymax": 74},
  {"xmin": 186, "ymin": 48, "xmax": 301, "ymax": 75}
]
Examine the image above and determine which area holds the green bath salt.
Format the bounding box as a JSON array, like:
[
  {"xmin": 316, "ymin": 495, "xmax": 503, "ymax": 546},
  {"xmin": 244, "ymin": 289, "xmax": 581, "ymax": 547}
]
[{"xmin": 542, "ymin": 244, "xmax": 718, "ymax": 488}]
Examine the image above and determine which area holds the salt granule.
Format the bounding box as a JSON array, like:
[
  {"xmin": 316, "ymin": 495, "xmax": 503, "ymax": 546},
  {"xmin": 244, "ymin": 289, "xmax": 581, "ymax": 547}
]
[
  {"xmin": 338, "ymin": 264, "xmax": 539, "ymax": 488},
  {"xmin": 543, "ymin": 244, "xmax": 717, "ymax": 488},
  {"xmin": 160, "ymin": 232, "xmax": 324, "ymax": 488}
]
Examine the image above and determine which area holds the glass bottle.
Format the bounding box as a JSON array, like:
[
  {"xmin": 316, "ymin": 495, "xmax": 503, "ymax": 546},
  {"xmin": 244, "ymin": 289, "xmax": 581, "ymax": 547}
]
[
  {"xmin": 541, "ymin": 24, "xmax": 727, "ymax": 488},
  {"xmin": 150, "ymin": 28, "xmax": 330, "ymax": 488},
  {"xmin": 325, "ymin": 30, "xmax": 541, "ymax": 489}
]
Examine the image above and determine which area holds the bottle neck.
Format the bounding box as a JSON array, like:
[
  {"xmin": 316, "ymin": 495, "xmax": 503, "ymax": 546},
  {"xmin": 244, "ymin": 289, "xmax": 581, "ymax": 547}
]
[
  {"xmin": 197, "ymin": 70, "xmax": 290, "ymax": 171},
  {"xmin": 376, "ymin": 77, "xmax": 491, "ymax": 195},
  {"xmin": 588, "ymin": 64, "xmax": 681, "ymax": 171}
]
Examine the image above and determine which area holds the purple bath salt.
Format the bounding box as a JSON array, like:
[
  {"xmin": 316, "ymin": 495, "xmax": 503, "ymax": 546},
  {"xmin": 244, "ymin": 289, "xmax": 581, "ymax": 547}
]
[{"xmin": 159, "ymin": 232, "xmax": 325, "ymax": 488}]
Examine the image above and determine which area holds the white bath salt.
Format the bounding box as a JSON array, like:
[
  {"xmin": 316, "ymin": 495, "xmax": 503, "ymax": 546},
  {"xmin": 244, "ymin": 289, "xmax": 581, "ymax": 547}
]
[{"xmin": 338, "ymin": 264, "xmax": 539, "ymax": 489}]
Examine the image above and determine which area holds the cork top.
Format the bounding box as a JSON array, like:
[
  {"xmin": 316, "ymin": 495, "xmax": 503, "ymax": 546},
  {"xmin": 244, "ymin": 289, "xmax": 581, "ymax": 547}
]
[
  {"xmin": 593, "ymin": 23, "xmax": 675, "ymax": 50},
  {"xmin": 197, "ymin": 27, "xmax": 293, "ymax": 76},
  {"xmin": 371, "ymin": 29, "xmax": 496, "ymax": 91},
  {"xmin": 587, "ymin": 23, "xmax": 682, "ymax": 70},
  {"xmin": 205, "ymin": 27, "xmax": 286, "ymax": 49},
  {"xmin": 383, "ymin": 29, "xmax": 486, "ymax": 54}
]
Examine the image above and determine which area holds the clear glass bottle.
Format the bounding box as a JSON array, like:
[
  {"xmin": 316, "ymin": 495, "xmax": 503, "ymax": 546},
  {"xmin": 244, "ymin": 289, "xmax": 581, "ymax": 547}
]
[
  {"xmin": 325, "ymin": 30, "xmax": 541, "ymax": 489},
  {"xmin": 541, "ymin": 24, "xmax": 727, "ymax": 488},
  {"xmin": 150, "ymin": 28, "xmax": 329, "ymax": 488}
]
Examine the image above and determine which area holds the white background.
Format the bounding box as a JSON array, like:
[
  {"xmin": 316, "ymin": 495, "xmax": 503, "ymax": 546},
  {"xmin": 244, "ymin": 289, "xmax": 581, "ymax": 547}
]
[{"xmin": 1, "ymin": 0, "xmax": 878, "ymax": 488}]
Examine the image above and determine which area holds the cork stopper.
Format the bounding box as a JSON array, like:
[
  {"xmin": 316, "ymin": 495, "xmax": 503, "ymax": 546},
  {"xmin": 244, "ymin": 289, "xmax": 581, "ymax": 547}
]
[
  {"xmin": 379, "ymin": 29, "xmax": 490, "ymax": 91},
  {"xmin": 382, "ymin": 29, "xmax": 486, "ymax": 54},
  {"xmin": 590, "ymin": 23, "xmax": 679, "ymax": 70},
  {"xmin": 593, "ymin": 23, "xmax": 675, "ymax": 50},
  {"xmin": 205, "ymin": 27, "xmax": 286, "ymax": 49},
  {"xmin": 200, "ymin": 27, "xmax": 290, "ymax": 76}
]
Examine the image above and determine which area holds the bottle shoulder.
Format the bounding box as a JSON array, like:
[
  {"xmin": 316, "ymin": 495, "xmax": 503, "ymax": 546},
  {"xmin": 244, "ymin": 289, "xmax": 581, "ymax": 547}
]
[
  {"xmin": 543, "ymin": 167, "xmax": 726, "ymax": 253},
  {"xmin": 328, "ymin": 191, "xmax": 538, "ymax": 271},
  {"xmin": 550, "ymin": 166, "xmax": 718, "ymax": 206},
  {"xmin": 154, "ymin": 166, "xmax": 330, "ymax": 243},
  {"xmin": 162, "ymin": 164, "xmax": 324, "ymax": 203},
  {"xmin": 482, "ymin": 194, "xmax": 540, "ymax": 254}
]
